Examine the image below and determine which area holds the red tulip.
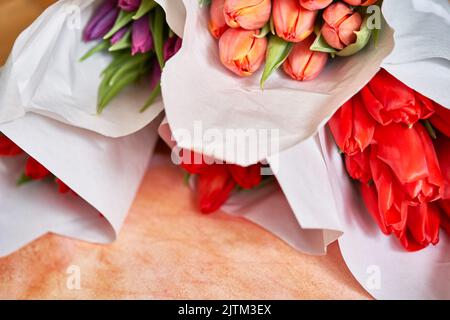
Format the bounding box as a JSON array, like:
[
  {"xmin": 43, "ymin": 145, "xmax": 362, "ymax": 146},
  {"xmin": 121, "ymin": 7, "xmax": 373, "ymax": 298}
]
[
  {"xmin": 373, "ymin": 123, "xmax": 443, "ymax": 204},
  {"xmin": 25, "ymin": 157, "xmax": 51, "ymax": 180},
  {"xmin": 363, "ymin": 158, "xmax": 441, "ymax": 251},
  {"xmin": 197, "ymin": 165, "xmax": 236, "ymax": 214},
  {"xmin": 283, "ymin": 35, "xmax": 329, "ymax": 81},
  {"xmin": 342, "ymin": 0, "xmax": 378, "ymax": 6},
  {"xmin": 369, "ymin": 148, "xmax": 409, "ymax": 232},
  {"xmin": 219, "ymin": 28, "xmax": 267, "ymax": 76},
  {"xmin": 299, "ymin": 0, "xmax": 333, "ymax": 11},
  {"xmin": 439, "ymin": 200, "xmax": 450, "ymax": 235},
  {"xmin": 228, "ymin": 163, "xmax": 262, "ymax": 189},
  {"xmin": 0, "ymin": 135, "xmax": 22, "ymax": 156},
  {"xmin": 180, "ymin": 150, "xmax": 211, "ymax": 174},
  {"xmin": 397, "ymin": 203, "xmax": 441, "ymax": 252},
  {"xmin": 209, "ymin": 0, "xmax": 228, "ymax": 39},
  {"xmin": 55, "ymin": 178, "xmax": 72, "ymax": 194},
  {"xmin": 321, "ymin": 2, "xmax": 362, "ymax": 50},
  {"xmin": 434, "ymin": 135, "xmax": 450, "ymax": 199},
  {"xmin": 224, "ymin": 0, "xmax": 272, "ymax": 30},
  {"xmin": 272, "ymin": 0, "xmax": 317, "ymax": 43},
  {"xmin": 430, "ymin": 102, "xmax": 450, "ymax": 138},
  {"xmin": 360, "ymin": 182, "xmax": 393, "ymax": 235},
  {"xmin": 328, "ymin": 93, "xmax": 376, "ymax": 156},
  {"xmin": 345, "ymin": 148, "xmax": 371, "ymax": 183},
  {"xmin": 360, "ymin": 69, "xmax": 434, "ymax": 126}
]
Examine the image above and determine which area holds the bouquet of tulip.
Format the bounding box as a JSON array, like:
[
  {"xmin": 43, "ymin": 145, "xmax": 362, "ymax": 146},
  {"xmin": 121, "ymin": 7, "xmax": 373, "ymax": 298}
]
[
  {"xmin": 205, "ymin": 0, "xmax": 379, "ymax": 86},
  {"xmin": 178, "ymin": 151, "xmax": 271, "ymax": 213},
  {"xmin": 328, "ymin": 69, "xmax": 450, "ymax": 251},
  {"xmin": 82, "ymin": 0, "xmax": 182, "ymax": 113},
  {"xmin": 0, "ymin": 135, "xmax": 73, "ymax": 194}
]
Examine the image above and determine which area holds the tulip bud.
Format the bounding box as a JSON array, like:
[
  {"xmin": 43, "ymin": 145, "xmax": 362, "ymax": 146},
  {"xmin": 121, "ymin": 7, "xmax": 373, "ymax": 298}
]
[
  {"xmin": 299, "ymin": 0, "xmax": 333, "ymax": 11},
  {"xmin": 345, "ymin": 149, "xmax": 372, "ymax": 183},
  {"xmin": 321, "ymin": 2, "xmax": 362, "ymax": 50},
  {"xmin": 328, "ymin": 93, "xmax": 376, "ymax": 156},
  {"xmin": 228, "ymin": 163, "xmax": 262, "ymax": 189},
  {"xmin": 131, "ymin": 15, "xmax": 153, "ymax": 55},
  {"xmin": 360, "ymin": 183, "xmax": 393, "ymax": 235},
  {"xmin": 224, "ymin": 0, "xmax": 272, "ymax": 30},
  {"xmin": 83, "ymin": 0, "xmax": 119, "ymax": 41},
  {"xmin": 209, "ymin": 0, "xmax": 228, "ymax": 39},
  {"xmin": 283, "ymin": 35, "xmax": 328, "ymax": 81},
  {"xmin": 25, "ymin": 157, "xmax": 51, "ymax": 180},
  {"xmin": 273, "ymin": 0, "xmax": 317, "ymax": 43},
  {"xmin": 118, "ymin": 0, "xmax": 141, "ymax": 12},
  {"xmin": 0, "ymin": 135, "xmax": 22, "ymax": 156},
  {"xmin": 164, "ymin": 35, "xmax": 182, "ymax": 62},
  {"xmin": 373, "ymin": 123, "xmax": 443, "ymax": 204},
  {"xmin": 434, "ymin": 135, "xmax": 450, "ymax": 199},
  {"xmin": 342, "ymin": 0, "xmax": 378, "ymax": 6},
  {"xmin": 361, "ymin": 69, "xmax": 433, "ymax": 126},
  {"xmin": 198, "ymin": 165, "xmax": 236, "ymax": 214},
  {"xmin": 55, "ymin": 178, "xmax": 72, "ymax": 194},
  {"xmin": 219, "ymin": 28, "xmax": 267, "ymax": 76}
]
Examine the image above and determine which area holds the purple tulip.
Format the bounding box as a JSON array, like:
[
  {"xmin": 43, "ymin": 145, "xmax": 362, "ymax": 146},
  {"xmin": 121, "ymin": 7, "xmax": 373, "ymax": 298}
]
[
  {"xmin": 163, "ymin": 36, "xmax": 182, "ymax": 62},
  {"xmin": 131, "ymin": 16, "xmax": 153, "ymax": 55},
  {"xmin": 83, "ymin": 0, "xmax": 119, "ymax": 42},
  {"xmin": 111, "ymin": 27, "xmax": 128, "ymax": 44},
  {"xmin": 118, "ymin": 0, "xmax": 141, "ymax": 11}
]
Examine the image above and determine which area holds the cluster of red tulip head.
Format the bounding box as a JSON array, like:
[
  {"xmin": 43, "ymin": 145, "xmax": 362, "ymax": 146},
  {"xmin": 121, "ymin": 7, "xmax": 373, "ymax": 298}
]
[
  {"xmin": 328, "ymin": 69, "xmax": 450, "ymax": 251},
  {"xmin": 0, "ymin": 134, "xmax": 72, "ymax": 194},
  {"xmin": 208, "ymin": 0, "xmax": 378, "ymax": 84},
  {"xmin": 180, "ymin": 150, "xmax": 264, "ymax": 214}
]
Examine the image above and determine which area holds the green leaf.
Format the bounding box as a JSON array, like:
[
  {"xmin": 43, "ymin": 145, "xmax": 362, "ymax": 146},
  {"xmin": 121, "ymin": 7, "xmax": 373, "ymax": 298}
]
[
  {"xmin": 199, "ymin": 0, "xmax": 211, "ymax": 7},
  {"xmin": 97, "ymin": 69, "xmax": 142, "ymax": 114},
  {"xmin": 16, "ymin": 173, "xmax": 33, "ymax": 186},
  {"xmin": 79, "ymin": 40, "xmax": 109, "ymax": 62},
  {"xmin": 150, "ymin": 7, "xmax": 166, "ymax": 69},
  {"xmin": 103, "ymin": 10, "xmax": 135, "ymax": 40},
  {"xmin": 260, "ymin": 36, "xmax": 293, "ymax": 89},
  {"xmin": 310, "ymin": 33, "xmax": 338, "ymax": 54},
  {"xmin": 108, "ymin": 29, "xmax": 132, "ymax": 52},
  {"xmin": 133, "ymin": 0, "xmax": 157, "ymax": 20},
  {"xmin": 140, "ymin": 82, "xmax": 162, "ymax": 112},
  {"xmin": 109, "ymin": 54, "xmax": 149, "ymax": 86},
  {"xmin": 336, "ymin": 15, "xmax": 373, "ymax": 57}
]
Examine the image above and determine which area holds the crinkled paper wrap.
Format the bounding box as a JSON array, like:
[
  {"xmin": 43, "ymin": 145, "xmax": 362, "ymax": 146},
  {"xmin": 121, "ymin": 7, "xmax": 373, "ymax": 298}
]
[
  {"xmin": 382, "ymin": 0, "xmax": 450, "ymax": 108},
  {"xmin": 0, "ymin": 113, "xmax": 159, "ymax": 257},
  {"xmin": 161, "ymin": 0, "xmax": 394, "ymax": 166},
  {"xmin": 0, "ymin": 0, "xmax": 184, "ymax": 138}
]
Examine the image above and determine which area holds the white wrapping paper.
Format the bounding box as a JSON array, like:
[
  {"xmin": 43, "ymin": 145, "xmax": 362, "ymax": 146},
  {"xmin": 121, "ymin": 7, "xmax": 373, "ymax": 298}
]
[
  {"xmin": 0, "ymin": 0, "xmax": 184, "ymax": 138},
  {"xmin": 382, "ymin": 0, "xmax": 450, "ymax": 108},
  {"xmin": 161, "ymin": 0, "xmax": 394, "ymax": 165},
  {"xmin": 0, "ymin": 113, "xmax": 159, "ymax": 257}
]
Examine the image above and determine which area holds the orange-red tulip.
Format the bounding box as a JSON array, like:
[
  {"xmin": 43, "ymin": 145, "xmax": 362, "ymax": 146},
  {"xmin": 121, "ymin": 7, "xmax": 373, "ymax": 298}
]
[
  {"xmin": 321, "ymin": 2, "xmax": 362, "ymax": 50},
  {"xmin": 343, "ymin": 0, "xmax": 378, "ymax": 6},
  {"xmin": 272, "ymin": 0, "xmax": 317, "ymax": 43},
  {"xmin": 283, "ymin": 35, "xmax": 328, "ymax": 81},
  {"xmin": 299, "ymin": 0, "xmax": 333, "ymax": 10},
  {"xmin": 219, "ymin": 28, "xmax": 267, "ymax": 76},
  {"xmin": 434, "ymin": 135, "xmax": 450, "ymax": 199},
  {"xmin": 209, "ymin": 0, "xmax": 228, "ymax": 39},
  {"xmin": 360, "ymin": 69, "xmax": 434, "ymax": 126},
  {"xmin": 328, "ymin": 93, "xmax": 376, "ymax": 156},
  {"xmin": 224, "ymin": 0, "xmax": 272, "ymax": 30}
]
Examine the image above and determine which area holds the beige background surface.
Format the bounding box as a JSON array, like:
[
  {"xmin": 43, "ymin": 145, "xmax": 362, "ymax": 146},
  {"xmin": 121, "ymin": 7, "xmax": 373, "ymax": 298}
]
[{"xmin": 0, "ymin": 0, "xmax": 371, "ymax": 299}]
